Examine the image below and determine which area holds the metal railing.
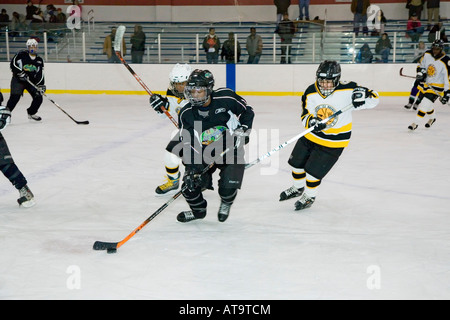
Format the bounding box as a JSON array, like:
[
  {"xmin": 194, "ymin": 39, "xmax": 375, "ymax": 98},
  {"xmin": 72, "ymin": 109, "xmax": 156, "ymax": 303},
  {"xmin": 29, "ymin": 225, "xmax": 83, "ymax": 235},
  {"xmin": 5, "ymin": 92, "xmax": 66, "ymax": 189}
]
[{"xmin": 1, "ymin": 20, "xmax": 448, "ymax": 64}]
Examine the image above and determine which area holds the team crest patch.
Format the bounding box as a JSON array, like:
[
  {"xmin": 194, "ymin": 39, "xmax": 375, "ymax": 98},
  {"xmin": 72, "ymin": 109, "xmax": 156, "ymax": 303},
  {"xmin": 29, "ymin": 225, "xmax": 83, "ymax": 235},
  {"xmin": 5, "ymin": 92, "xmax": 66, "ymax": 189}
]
[
  {"xmin": 427, "ymin": 65, "xmax": 436, "ymax": 77},
  {"xmin": 201, "ymin": 126, "xmax": 227, "ymax": 145},
  {"xmin": 315, "ymin": 104, "xmax": 338, "ymax": 127}
]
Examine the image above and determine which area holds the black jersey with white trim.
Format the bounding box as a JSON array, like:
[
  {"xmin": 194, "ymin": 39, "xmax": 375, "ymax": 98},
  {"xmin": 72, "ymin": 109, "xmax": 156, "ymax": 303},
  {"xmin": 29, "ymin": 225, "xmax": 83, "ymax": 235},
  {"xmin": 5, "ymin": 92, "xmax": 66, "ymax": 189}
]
[
  {"xmin": 301, "ymin": 81, "xmax": 379, "ymax": 148},
  {"xmin": 178, "ymin": 87, "xmax": 254, "ymax": 163},
  {"xmin": 10, "ymin": 50, "xmax": 45, "ymax": 85}
]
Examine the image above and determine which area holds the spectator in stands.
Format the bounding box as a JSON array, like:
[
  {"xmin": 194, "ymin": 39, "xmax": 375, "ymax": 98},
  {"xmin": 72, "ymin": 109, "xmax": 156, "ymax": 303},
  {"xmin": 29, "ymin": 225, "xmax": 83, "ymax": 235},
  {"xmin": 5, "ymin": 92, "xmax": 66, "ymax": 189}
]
[
  {"xmin": 45, "ymin": 4, "xmax": 57, "ymax": 23},
  {"xmin": 130, "ymin": 24, "xmax": 146, "ymax": 63},
  {"xmin": 103, "ymin": 27, "xmax": 126, "ymax": 63},
  {"xmin": 55, "ymin": 8, "xmax": 66, "ymax": 24},
  {"xmin": 406, "ymin": 0, "xmax": 424, "ymax": 20},
  {"xmin": 375, "ymin": 32, "xmax": 392, "ymax": 63},
  {"xmin": 221, "ymin": 32, "xmax": 241, "ymax": 64},
  {"xmin": 356, "ymin": 42, "xmax": 373, "ymax": 63},
  {"xmin": 370, "ymin": 9, "xmax": 386, "ymax": 36},
  {"xmin": 202, "ymin": 27, "xmax": 220, "ymax": 64},
  {"xmin": 274, "ymin": 0, "xmax": 291, "ymax": 25},
  {"xmin": 275, "ymin": 12, "xmax": 296, "ymax": 64},
  {"xmin": 25, "ymin": 1, "xmax": 38, "ymax": 22},
  {"xmin": 11, "ymin": 12, "xmax": 27, "ymax": 35},
  {"xmin": 412, "ymin": 41, "xmax": 427, "ymax": 62},
  {"xmin": 246, "ymin": 27, "xmax": 263, "ymax": 64},
  {"xmin": 0, "ymin": 9, "xmax": 9, "ymax": 29},
  {"xmin": 351, "ymin": 0, "xmax": 370, "ymax": 36},
  {"xmin": 426, "ymin": 0, "xmax": 440, "ymax": 30},
  {"xmin": 428, "ymin": 22, "xmax": 447, "ymax": 43},
  {"xmin": 297, "ymin": 0, "xmax": 310, "ymax": 21},
  {"xmin": 406, "ymin": 12, "xmax": 424, "ymax": 44}
]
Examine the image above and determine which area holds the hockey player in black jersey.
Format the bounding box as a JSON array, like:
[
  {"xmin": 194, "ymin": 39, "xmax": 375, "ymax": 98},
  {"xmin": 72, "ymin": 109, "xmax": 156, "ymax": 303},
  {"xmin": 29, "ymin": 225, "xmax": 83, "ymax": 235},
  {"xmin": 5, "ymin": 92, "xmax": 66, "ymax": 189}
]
[
  {"xmin": 6, "ymin": 38, "xmax": 46, "ymax": 122},
  {"xmin": 0, "ymin": 106, "xmax": 36, "ymax": 208},
  {"xmin": 176, "ymin": 69, "xmax": 254, "ymax": 223}
]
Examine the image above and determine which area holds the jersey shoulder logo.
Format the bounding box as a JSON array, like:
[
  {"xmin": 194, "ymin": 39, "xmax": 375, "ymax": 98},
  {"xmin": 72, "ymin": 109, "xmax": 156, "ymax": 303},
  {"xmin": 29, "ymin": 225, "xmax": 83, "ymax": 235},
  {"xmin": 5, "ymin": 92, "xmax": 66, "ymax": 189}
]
[{"xmin": 215, "ymin": 108, "xmax": 226, "ymax": 114}]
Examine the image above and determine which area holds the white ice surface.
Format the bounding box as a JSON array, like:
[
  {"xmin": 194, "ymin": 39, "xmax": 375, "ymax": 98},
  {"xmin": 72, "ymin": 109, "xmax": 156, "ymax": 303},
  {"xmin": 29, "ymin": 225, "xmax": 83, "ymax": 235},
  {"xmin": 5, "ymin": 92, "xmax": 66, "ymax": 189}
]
[{"xmin": 1, "ymin": 94, "xmax": 450, "ymax": 300}]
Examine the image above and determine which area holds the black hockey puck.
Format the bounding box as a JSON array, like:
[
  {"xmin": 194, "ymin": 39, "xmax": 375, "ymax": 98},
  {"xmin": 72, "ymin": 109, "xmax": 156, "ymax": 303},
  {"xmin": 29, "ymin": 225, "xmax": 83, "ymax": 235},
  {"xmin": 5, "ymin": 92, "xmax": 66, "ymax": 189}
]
[{"xmin": 107, "ymin": 248, "xmax": 117, "ymax": 254}]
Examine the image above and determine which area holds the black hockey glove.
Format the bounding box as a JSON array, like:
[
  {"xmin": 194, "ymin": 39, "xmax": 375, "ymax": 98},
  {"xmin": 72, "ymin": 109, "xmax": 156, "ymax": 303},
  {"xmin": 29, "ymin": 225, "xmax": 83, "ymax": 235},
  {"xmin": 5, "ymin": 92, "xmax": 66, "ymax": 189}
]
[
  {"xmin": 0, "ymin": 106, "xmax": 12, "ymax": 131},
  {"xmin": 149, "ymin": 94, "xmax": 169, "ymax": 114},
  {"xmin": 352, "ymin": 87, "xmax": 370, "ymax": 108},
  {"xmin": 183, "ymin": 165, "xmax": 204, "ymax": 192},
  {"xmin": 416, "ymin": 68, "xmax": 427, "ymax": 82},
  {"xmin": 441, "ymin": 90, "xmax": 450, "ymax": 105},
  {"xmin": 309, "ymin": 116, "xmax": 326, "ymax": 132},
  {"xmin": 233, "ymin": 125, "xmax": 250, "ymax": 149},
  {"xmin": 16, "ymin": 71, "xmax": 29, "ymax": 82}
]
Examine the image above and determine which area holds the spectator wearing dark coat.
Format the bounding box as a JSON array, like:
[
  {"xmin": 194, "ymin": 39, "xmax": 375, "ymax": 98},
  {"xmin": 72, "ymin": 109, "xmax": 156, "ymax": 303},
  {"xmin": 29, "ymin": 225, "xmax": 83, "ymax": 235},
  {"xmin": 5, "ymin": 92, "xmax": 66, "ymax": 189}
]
[
  {"xmin": 221, "ymin": 32, "xmax": 241, "ymax": 64},
  {"xmin": 274, "ymin": 0, "xmax": 291, "ymax": 24},
  {"xmin": 130, "ymin": 24, "xmax": 146, "ymax": 63},
  {"xmin": 351, "ymin": 0, "xmax": 370, "ymax": 36}
]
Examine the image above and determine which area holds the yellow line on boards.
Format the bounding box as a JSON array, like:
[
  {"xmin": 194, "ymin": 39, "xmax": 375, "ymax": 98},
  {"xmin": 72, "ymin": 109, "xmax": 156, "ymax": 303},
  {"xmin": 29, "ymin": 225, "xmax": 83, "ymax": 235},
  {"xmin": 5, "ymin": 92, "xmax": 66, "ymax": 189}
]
[{"xmin": 0, "ymin": 89, "xmax": 409, "ymax": 96}]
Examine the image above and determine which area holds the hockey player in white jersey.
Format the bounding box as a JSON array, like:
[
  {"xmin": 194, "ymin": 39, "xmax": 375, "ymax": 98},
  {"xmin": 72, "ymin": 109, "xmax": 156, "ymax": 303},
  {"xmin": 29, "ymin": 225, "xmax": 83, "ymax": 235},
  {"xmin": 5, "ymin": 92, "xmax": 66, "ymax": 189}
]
[
  {"xmin": 279, "ymin": 60, "xmax": 379, "ymax": 211},
  {"xmin": 408, "ymin": 40, "xmax": 450, "ymax": 131},
  {"xmin": 149, "ymin": 63, "xmax": 193, "ymax": 195}
]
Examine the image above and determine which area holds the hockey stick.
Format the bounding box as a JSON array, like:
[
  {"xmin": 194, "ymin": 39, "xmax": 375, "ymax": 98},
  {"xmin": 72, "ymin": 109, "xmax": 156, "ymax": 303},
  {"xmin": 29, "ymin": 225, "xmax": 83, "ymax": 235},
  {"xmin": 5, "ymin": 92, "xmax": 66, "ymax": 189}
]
[
  {"xmin": 113, "ymin": 25, "xmax": 178, "ymax": 128},
  {"xmin": 93, "ymin": 146, "xmax": 231, "ymax": 254},
  {"xmin": 26, "ymin": 79, "xmax": 89, "ymax": 125},
  {"xmin": 399, "ymin": 67, "xmax": 416, "ymax": 79},
  {"xmin": 245, "ymin": 103, "xmax": 355, "ymax": 170},
  {"xmin": 399, "ymin": 68, "xmax": 449, "ymax": 105}
]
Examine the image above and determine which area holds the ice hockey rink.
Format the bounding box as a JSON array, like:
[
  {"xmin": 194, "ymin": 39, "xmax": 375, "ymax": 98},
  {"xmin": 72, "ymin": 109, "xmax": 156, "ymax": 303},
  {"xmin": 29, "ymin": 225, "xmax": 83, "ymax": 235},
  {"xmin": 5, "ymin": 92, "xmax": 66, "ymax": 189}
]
[{"xmin": 1, "ymin": 93, "xmax": 449, "ymax": 300}]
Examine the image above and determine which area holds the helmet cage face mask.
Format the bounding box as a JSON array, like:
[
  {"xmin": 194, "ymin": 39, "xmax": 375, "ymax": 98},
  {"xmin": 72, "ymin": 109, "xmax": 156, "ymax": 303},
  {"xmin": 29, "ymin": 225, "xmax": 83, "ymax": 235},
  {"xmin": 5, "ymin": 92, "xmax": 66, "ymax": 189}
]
[
  {"xmin": 316, "ymin": 61, "xmax": 341, "ymax": 97},
  {"xmin": 184, "ymin": 86, "xmax": 211, "ymax": 106},
  {"xmin": 184, "ymin": 69, "xmax": 214, "ymax": 106},
  {"xmin": 169, "ymin": 64, "xmax": 192, "ymax": 99}
]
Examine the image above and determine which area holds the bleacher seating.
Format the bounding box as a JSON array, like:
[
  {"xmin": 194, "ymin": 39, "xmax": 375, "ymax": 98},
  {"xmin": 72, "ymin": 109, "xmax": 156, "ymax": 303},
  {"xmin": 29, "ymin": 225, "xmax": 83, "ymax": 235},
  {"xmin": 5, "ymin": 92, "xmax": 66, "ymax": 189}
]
[{"xmin": 1, "ymin": 19, "xmax": 448, "ymax": 64}]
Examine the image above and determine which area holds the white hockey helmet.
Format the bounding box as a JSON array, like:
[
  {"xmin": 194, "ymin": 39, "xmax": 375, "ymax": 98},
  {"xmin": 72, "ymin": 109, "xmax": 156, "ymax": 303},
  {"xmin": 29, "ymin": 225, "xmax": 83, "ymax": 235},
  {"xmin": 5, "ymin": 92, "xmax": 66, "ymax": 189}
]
[
  {"xmin": 169, "ymin": 63, "xmax": 193, "ymax": 98},
  {"xmin": 26, "ymin": 38, "xmax": 39, "ymax": 54}
]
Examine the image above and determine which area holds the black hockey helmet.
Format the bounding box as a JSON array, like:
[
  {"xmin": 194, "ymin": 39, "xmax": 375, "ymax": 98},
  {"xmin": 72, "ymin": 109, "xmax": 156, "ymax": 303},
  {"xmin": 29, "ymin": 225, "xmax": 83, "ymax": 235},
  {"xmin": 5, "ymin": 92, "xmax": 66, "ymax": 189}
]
[
  {"xmin": 184, "ymin": 69, "xmax": 215, "ymax": 106},
  {"xmin": 316, "ymin": 60, "xmax": 341, "ymax": 96},
  {"xmin": 432, "ymin": 39, "xmax": 444, "ymax": 50}
]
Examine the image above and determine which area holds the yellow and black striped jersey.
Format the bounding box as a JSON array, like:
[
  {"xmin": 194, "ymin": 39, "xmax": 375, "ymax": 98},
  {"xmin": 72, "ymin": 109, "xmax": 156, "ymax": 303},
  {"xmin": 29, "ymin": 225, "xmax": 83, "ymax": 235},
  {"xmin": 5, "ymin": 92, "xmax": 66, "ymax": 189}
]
[
  {"xmin": 418, "ymin": 50, "xmax": 450, "ymax": 95},
  {"xmin": 301, "ymin": 81, "xmax": 379, "ymax": 148}
]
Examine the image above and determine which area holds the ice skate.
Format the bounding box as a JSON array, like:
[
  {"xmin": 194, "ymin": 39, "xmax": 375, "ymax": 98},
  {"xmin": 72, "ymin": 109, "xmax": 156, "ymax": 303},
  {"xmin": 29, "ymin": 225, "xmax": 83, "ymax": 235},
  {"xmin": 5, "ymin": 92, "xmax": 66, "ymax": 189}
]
[
  {"xmin": 217, "ymin": 201, "xmax": 232, "ymax": 222},
  {"xmin": 412, "ymin": 103, "xmax": 419, "ymax": 110},
  {"xmin": 425, "ymin": 118, "xmax": 436, "ymax": 128},
  {"xmin": 404, "ymin": 103, "xmax": 412, "ymax": 109},
  {"xmin": 279, "ymin": 186, "xmax": 304, "ymax": 201},
  {"xmin": 17, "ymin": 185, "xmax": 36, "ymax": 208},
  {"xmin": 294, "ymin": 193, "xmax": 315, "ymax": 211},
  {"xmin": 408, "ymin": 123, "xmax": 418, "ymax": 131},
  {"xmin": 177, "ymin": 209, "xmax": 206, "ymax": 223},
  {"xmin": 155, "ymin": 173, "xmax": 180, "ymax": 195},
  {"xmin": 28, "ymin": 113, "xmax": 42, "ymax": 122}
]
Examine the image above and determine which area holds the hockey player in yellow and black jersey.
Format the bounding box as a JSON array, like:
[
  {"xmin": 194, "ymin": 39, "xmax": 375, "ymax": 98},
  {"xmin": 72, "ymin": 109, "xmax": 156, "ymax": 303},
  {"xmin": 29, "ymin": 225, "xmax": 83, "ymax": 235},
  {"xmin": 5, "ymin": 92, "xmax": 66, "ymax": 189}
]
[
  {"xmin": 6, "ymin": 38, "xmax": 46, "ymax": 122},
  {"xmin": 280, "ymin": 60, "xmax": 379, "ymax": 211},
  {"xmin": 149, "ymin": 63, "xmax": 193, "ymax": 196},
  {"xmin": 408, "ymin": 39, "xmax": 450, "ymax": 131}
]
